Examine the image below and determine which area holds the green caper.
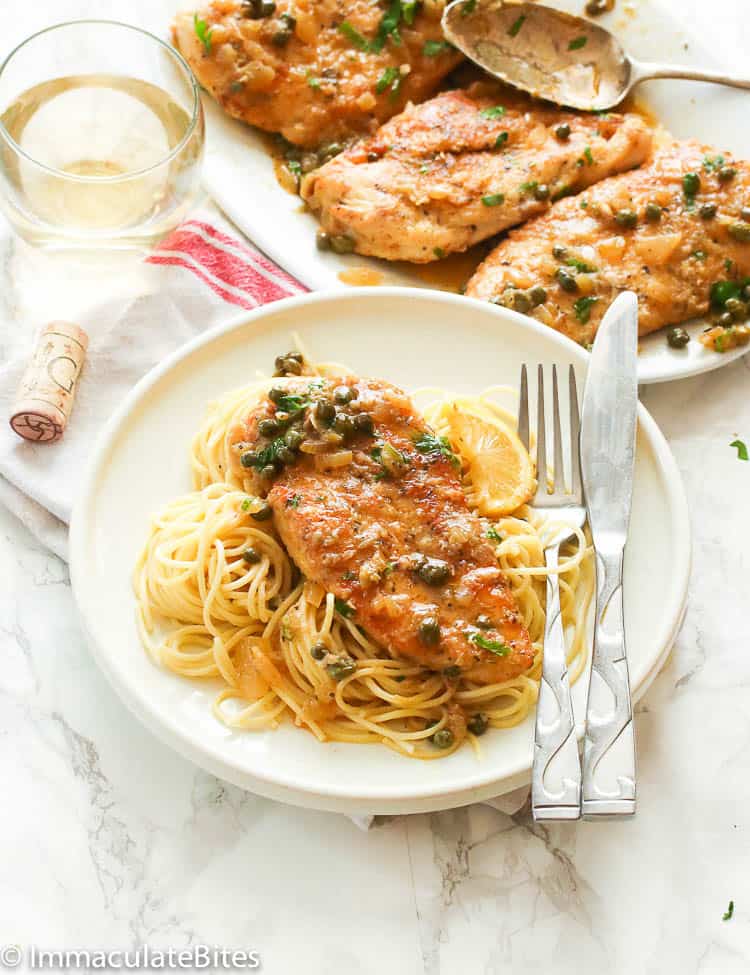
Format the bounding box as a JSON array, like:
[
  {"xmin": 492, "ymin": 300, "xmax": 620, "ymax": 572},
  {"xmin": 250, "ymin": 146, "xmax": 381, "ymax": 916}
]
[
  {"xmin": 555, "ymin": 123, "xmax": 571, "ymax": 141},
  {"xmin": 509, "ymin": 289, "xmax": 532, "ymax": 313},
  {"xmin": 443, "ymin": 664, "xmax": 462, "ymax": 679},
  {"xmin": 718, "ymin": 311, "xmax": 734, "ymax": 328},
  {"xmin": 726, "ymin": 298, "xmax": 749, "ymax": 321},
  {"xmin": 272, "ymin": 28, "xmax": 291, "ymax": 46},
  {"xmin": 615, "ymin": 209, "xmax": 638, "ymax": 228},
  {"xmin": 432, "ymin": 728, "xmax": 455, "ymax": 749},
  {"xmin": 467, "ymin": 713, "xmax": 489, "ymax": 736},
  {"xmin": 683, "ymin": 172, "xmax": 701, "ymax": 197},
  {"xmin": 718, "ymin": 165, "xmax": 737, "ymax": 182},
  {"xmin": 556, "ymin": 268, "xmax": 579, "ymax": 293},
  {"xmin": 645, "ymin": 202, "xmax": 662, "ymax": 223},
  {"xmin": 333, "ymin": 413, "xmax": 355, "ymax": 437},
  {"xmin": 310, "ymin": 641, "xmax": 327, "ymax": 660},
  {"xmin": 316, "ymin": 229, "xmax": 332, "ymax": 251},
  {"xmin": 276, "ymin": 446, "xmax": 296, "ymax": 464},
  {"xmin": 533, "ymin": 183, "xmax": 550, "ymax": 201},
  {"xmin": 666, "ymin": 326, "xmax": 690, "ymax": 349},
  {"xmin": 528, "ymin": 285, "xmax": 548, "ymax": 307},
  {"xmin": 285, "ymin": 429, "xmax": 304, "ymax": 450},
  {"xmin": 269, "ymin": 387, "xmax": 286, "ymax": 404},
  {"xmin": 242, "ymin": 0, "xmax": 276, "ymax": 18},
  {"xmin": 259, "ymin": 465, "xmax": 278, "ymax": 481},
  {"xmin": 728, "ymin": 221, "xmax": 750, "ymax": 242},
  {"xmin": 742, "ymin": 284, "xmax": 750, "ymax": 302},
  {"xmin": 585, "ymin": 0, "xmax": 613, "ymax": 13},
  {"xmin": 250, "ymin": 501, "xmax": 273, "ymax": 521},
  {"xmin": 314, "ymin": 399, "xmax": 336, "ymax": 425},
  {"xmin": 243, "ymin": 547, "xmax": 262, "ymax": 564},
  {"xmin": 699, "ymin": 203, "xmax": 717, "ymax": 220},
  {"xmin": 258, "ymin": 418, "xmax": 280, "ymax": 437},
  {"xmin": 327, "ymin": 656, "xmax": 356, "ymax": 680},
  {"xmin": 354, "ymin": 413, "xmax": 374, "ymax": 434},
  {"xmin": 240, "ymin": 450, "xmax": 258, "ymax": 469},
  {"xmin": 475, "ymin": 614, "xmax": 493, "ymax": 629},
  {"xmin": 274, "ymin": 351, "xmax": 303, "ymax": 375},
  {"xmin": 330, "ymin": 234, "xmax": 356, "ymax": 254},
  {"xmin": 552, "ymin": 244, "xmax": 568, "ymax": 260},
  {"xmin": 279, "ymin": 12, "xmax": 296, "ymax": 27},
  {"xmin": 417, "ymin": 558, "xmax": 451, "ymax": 586},
  {"xmin": 418, "ymin": 617, "xmax": 441, "ymax": 646},
  {"xmin": 333, "ymin": 385, "xmax": 354, "ymax": 404}
]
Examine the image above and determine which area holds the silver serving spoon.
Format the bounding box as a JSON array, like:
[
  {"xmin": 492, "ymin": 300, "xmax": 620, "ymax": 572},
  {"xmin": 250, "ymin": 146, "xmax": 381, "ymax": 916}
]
[{"xmin": 443, "ymin": 0, "xmax": 750, "ymax": 111}]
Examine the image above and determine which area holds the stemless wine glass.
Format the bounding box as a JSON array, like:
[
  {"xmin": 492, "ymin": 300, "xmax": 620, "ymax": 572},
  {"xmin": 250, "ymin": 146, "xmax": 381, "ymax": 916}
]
[{"xmin": 0, "ymin": 20, "xmax": 205, "ymax": 249}]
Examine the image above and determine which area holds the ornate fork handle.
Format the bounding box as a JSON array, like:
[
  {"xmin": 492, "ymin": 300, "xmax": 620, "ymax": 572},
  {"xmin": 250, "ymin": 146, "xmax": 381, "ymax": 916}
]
[
  {"xmin": 581, "ymin": 547, "xmax": 636, "ymax": 818},
  {"xmin": 531, "ymin": 542, "xmax": 582, "ymax": 821}
]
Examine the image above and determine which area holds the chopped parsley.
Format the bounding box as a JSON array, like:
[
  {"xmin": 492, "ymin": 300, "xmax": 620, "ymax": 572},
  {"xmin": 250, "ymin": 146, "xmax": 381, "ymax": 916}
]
[
  {"xmin": 461, "ymin": 0, "xmax": 477, "ymax": 14},
  {"xmin": 287, "ymin": 159, "xmax": 302, "ymax": 178},
  {"xmin": 423, "ymin": 39, "xmax": 453, "ymax": 56},
  {"xmin": 568, "ymin": 35, "xmax": 588, "ymax": 50},
  {"xmin": 334, "ymin": 597, "xmax": 355, "ymax": 618},
  {"xmin": 583, "ymin": 146, "xmax": 594, "ymax": 166},
  {"xmin": 371, "ymin": 0, "xmax": 404, "ymax": 52},
  {"xmin": 519, "ymin": 180, "xmax": 539, "ymax": 193},
  {"xmin": 486, "ymin": 526, "xmax": 503, "ymax": 542},
  {"xmin": 371, "ymin": 442, "xmax": 409, "ymax": 479},
  {"xmin": 339, "ymin": 21, "xmax": 371, "ymax": 50},
  {"xmin": 470, "ymin": 632, "xmax": 511, "ymax": 656},
  {"xmin": 402, "ymin": 1, "xmax": 419, "ymax": 24},
  {"xmin": 246, "ymin": 438, "xmax": 286, "ymax": 471},
  {"xmin": 414, "ymin": 433, "xmax": 460, "ymax": 467},
  {"xmin": 573, "ymin": 296, "xmax": 600, "ymax": 324},
  {"xmin": 703, "ymin": 154, "xmax": 725, "ymax": 172},
  {"xmin": 566, "ymin": 257, "xmax": 598, "ymax": 273},
  {"xmin": 306, "ymin": 73, "xmax": 322, "ymax": 90},
  {"xmin": 692, "ymin": 250, "xmax": 707, "ymax": 261},
  {"xmin": 241, "ymin": 498, "xmax": 254, "ymax": 511},
  {"xmin": 551, "ymin": 184, "xmax": 574, "ymax": 202},
  {"xmin": 273, "ymin": 393, "xmax": 309, "ymax": 413},
  {"xmin": 433, "ymin": 247, "xmax": 446, "ymax": 259},
  {"xmin": 723, "ymin": 900, "xmax": 735, "ymax": 921},
  {"xmin": 730, "ymin": 439, "xmax": 748, "ymax": 461},
  {"xmin": 710, "ymin": 278, "xmax": 750, "ymax": 307},
  {"xmin": 480, "ymin": 105, "xmax": 506, "ymax": 119},
  {"xmin": 508, "ymin": 14, "xmax": 526, "ymax": 36},
  {"xmin": 494, "ymin": 131, "xmax": 509, "ymax": 149},
  {"xmin": 376, "ymin": 65, "xmax": 401, "ymax": 97},
  {"xmin": 286, "ymin": 494, "xmax": 301, "ymax": 508},
  {"xmin": 482, "ymin": 193, "xmax": 505, "ymax": 207},
  {"xmin": 193, "ymin": 14, "xmax": 213, "ymax": 54}
]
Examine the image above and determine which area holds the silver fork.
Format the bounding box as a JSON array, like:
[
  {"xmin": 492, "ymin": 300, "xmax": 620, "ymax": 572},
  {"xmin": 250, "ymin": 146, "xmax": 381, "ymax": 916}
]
[{"xmin": 519, "ymin": 364, "xmax": 585, "ymax": 822}]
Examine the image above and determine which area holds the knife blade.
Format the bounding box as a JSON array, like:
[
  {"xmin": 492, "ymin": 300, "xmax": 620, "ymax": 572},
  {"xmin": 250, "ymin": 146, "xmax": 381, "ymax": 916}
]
[{"xmin": 579, "ymin": 290, "xmax": 638, "ymax": 818}]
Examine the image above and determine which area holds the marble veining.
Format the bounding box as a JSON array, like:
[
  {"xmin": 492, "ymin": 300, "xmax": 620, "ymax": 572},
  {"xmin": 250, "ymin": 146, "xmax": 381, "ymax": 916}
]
[{"xmin": 1, "ymin": 1, "xmax": 750, "ymax": 972}]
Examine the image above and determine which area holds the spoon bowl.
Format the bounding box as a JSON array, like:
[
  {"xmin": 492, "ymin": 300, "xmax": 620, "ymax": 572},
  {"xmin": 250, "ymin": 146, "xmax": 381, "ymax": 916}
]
[{"xmin": 443, "ymin": 0, "xmax": 750, "ymax": 111}]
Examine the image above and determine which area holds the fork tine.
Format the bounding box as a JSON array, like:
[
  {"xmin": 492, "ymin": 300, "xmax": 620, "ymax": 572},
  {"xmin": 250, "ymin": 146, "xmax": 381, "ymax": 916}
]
[
  {"xmin": 536, "ymin": 365, "xmax": 547, "ymax": 497},
  {"xmin": 518, "ymin": 364, "xmax": 530, "ymax": 451},
  {"xmin": 569, "ymin": 365, "xmax": 583, "ymax": 501},
  {"xmin": 552, "ymin": 365, "xmax": 565, "ymax": 495}
]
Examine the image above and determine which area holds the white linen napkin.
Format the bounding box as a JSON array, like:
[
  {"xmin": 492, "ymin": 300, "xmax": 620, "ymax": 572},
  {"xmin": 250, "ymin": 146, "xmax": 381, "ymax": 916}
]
[{"xmin": 0, "ymin": 205, "xmax": 529, "ymax": 826}]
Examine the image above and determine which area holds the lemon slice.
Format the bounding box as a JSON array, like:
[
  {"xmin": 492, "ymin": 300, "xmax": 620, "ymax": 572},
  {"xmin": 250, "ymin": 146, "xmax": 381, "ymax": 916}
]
[{"xmin": 445, "ymin": 408, "xmax": 535, "ymax": 516}]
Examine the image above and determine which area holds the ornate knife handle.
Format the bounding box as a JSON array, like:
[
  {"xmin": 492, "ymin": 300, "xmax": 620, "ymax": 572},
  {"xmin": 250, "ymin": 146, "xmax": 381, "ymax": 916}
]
[
  {"xmin": 582, "ymin": 547, "xmax": 636, "ymax": 818},
  {"xmin": 531, "ymin": 544, "xmax": 582, "ymax": 821}
]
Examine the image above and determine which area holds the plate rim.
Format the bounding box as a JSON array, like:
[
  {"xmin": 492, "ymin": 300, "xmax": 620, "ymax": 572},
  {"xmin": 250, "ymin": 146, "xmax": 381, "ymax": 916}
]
[{"xmin": 69, "ymin": 287, "xmax": 692, "ymax": 812}]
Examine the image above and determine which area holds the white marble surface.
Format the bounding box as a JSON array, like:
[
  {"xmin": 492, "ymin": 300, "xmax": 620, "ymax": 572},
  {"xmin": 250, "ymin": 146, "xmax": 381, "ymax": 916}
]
[{"xmin": 1, "ymin": 1, "xmax": 750, "ymax": 972}]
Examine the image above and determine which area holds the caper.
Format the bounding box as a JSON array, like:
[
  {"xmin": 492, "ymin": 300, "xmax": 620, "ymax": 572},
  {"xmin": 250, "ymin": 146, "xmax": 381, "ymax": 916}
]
[
  {"xmin": 509, "ymin": 289, "xmax": 531, "ymax": 313},
  {"xmin": 276, "ymin": 446, "xmax": 296, "ymax": 464},
  {"xmin": 259, "ymin": 464, "xmax": 278, "ymax": 481},
  {"xmin": 585, "ymin": 0, "xmax": 613, "ymax": 13},
  {"xmin": 416, "ymin": 558, "xmax": 451, "ymax": 586},
  {"xmin": 666, "ymin": 326, "xmax": 690, "ymax": 349},
  {"xmin": 243, "ymin": 547, "xmax": 262, "ymax": 564},
  {"xmin": 333, "ymin": 413, "xmax": 356, "ymax": 437},
  {"xmin": 418, "ymin": 617, "xmax": 441, "ymax": 646},
  {"xmin": 683, "ymin": 172, "xmax": 701, "ymax": 197},
  {"xmin": 285, "ymin": 429, "xmax": 304, "ymax": 450},
  {"xmin": 272, "ymin": 29, "xmax": 291, "ymax": 46},
  {"xmin": 555, "ymin": 123, "xmax": 571, "ymax": 141},
  {"xmin": 742, "ymin": 284, "xmax": 750, "ymax": 302},
  {"xmin": 615, "ymin": 209, "xmax": 638, "ymax": 228},
  {"xmin": 250, "ymin": 501, "xmax": 273, "ymax": 521},
  {"xmin": 467, "ymin": 713, "xmax": 489, "ymax": 736},
  {"xmin": 729, "ymin": 221, "xmax": 750, "ymax": 242},
  {"xmin": 645, "ymin": 202, "xmax": 662, "ymax": 223},
  {"xmin": 314, "ymin": 399, "xmax": 336, "ymax": 425},
  {"xmin": 556, "ymin": 268, "xmax": 579, "ymax": 293},
  {"xmin": 726, "ymin": 297, "xmax": 749, "ymax": 321},
  {"xmin": 327, "ymin": 656, "xmax": 357, "ymax": 680},
  {"xmin": 475, "ymin": 614, "xmax": 493, "ymax": 629},
  {"xmin": 533, "ymin": 183, "xmax": 550, "ymax": 201},
  {"xmin": 241, "ymin": 0, "xmax": 276, "ymax": 18},
  {"xmin": 274, "ymin": 352, "xmax": 303, "ymax": 375},
  {"xmin": 443, "ymin": 664, "xmax": 462, "ymax": 679},
  {"xmin": 280, "ymin": 12, "xmax": 296, "ymax": 27},
  {"xmin": 258, "ymin": 418, "xmax": 280, "ymax": 437},
  {"xmin": 552, "ymin": 244, "xmax": 568, "ymax": 260},
  {"xmin": 432, "ymin": 728, "xmax": 455, "ymax": 749},
  {"xmin": 718, "ymin": 165, "xmax": 737, "ymax": 182},
  {"xmin": 528, "ymin": 285, "xmax": 548, "ymax": 307},
  {"xmin": 240, "ymin": 450, "xmax": 258, "ymax": 468},
  {"xmin": 310, "ymin": 641, "xmax": 327, "ymax": 661},
  {"xmin": 354, "ymin": 413, "xmax": 374, "ymax": 434},
  {"xmin": 316, "ymin": 229, "xmax": 332, "ymax": 251},
  {"xmin": 330, "ymin": 234, "xmax": 356, "ymax": 254},
  {"xmin": 333, "ymin": 385, "xmax": 354, "ymax": 404},
  {"xmin": 699, "ymin": 203, "xmax": 717, "ymax": 220},
  {"xmin": 269, "ymin": 387, "xmax": 286, "ymax": 403},
  {"xmin": 718, "ymin": 311, "xmax": 734, "ymax": 328}
]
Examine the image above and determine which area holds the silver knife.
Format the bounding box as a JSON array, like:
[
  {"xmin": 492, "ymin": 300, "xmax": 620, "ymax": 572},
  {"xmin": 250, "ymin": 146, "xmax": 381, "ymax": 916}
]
[{"xmin": 579, "ymin": 291, "xmax": 638, "ymax": 819}]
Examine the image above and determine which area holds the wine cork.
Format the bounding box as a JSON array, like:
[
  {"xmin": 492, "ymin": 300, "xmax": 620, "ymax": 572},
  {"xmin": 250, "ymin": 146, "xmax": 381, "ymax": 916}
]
[{"xmin": 10, "ymin": 321, "xmax": 89, "ymax": 444}]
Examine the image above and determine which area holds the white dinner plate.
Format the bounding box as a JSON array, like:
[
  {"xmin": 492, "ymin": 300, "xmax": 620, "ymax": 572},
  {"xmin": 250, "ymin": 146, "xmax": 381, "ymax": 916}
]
[
  {"xmin": 199, "ymin": 0, "xmax": 750, "ymax": 384},
  {"xmin": 70, "ymin": 289, "xmax": 691, "ymax": 815}
]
